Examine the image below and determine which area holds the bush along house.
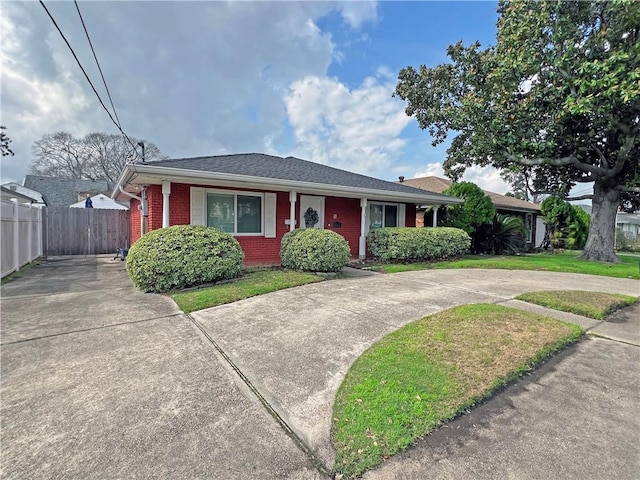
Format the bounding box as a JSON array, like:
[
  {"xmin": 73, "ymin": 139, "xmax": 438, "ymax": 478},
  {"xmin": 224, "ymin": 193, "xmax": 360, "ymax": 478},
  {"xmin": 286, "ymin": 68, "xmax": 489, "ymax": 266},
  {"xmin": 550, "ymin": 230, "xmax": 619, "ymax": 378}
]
[
  {"xmin": 399, "ymin": 176, "xmax": 542, "ymax": 252},
  {"xmin": 111, "ymin": 154, "xmax": 462, "ymax": 265}
]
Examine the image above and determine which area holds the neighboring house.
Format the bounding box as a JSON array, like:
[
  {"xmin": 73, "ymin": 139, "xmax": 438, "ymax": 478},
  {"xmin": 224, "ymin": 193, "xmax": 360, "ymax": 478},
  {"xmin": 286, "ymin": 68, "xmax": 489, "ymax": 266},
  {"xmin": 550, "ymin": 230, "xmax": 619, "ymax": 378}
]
[
  {"xmin": 23, "ymin": 175, "xmax": 116, "ymax": 207},
  {"xmin": 616, "ymin": 212, "xmax": 640, "ymax": 239},
  {"xmin": 69, "ymin": 193, "xmax": 128, "ymax": 210},
  {"xmin": 1, "ymin": 185, "xmax": 38, "ymax": 204},
  {"xmin": 1, "ymin": 182, "xmax": 47, "ymax": 206},
  {"xmin": 398, "ymin": 176, "xmax": 542, "ymax": 251},
  {"xmin": 579, "ymin": 205, "xmax": 640, "ymax": 241},
  {"xmin": 112, "ymin": 153, "xmax": 462, "ymax": 265}
]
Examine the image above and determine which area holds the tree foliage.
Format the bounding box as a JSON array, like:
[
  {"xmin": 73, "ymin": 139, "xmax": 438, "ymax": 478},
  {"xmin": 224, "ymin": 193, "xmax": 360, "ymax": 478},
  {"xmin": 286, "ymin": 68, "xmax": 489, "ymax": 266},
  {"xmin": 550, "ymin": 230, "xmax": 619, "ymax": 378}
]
[
  {"xmin": 31, "ymin": 132, "xmax": 165, "ymax": 182},
  {"xmin": 1, "ymin": 126, "xmax": 14, "ymax": 157},
  {"xmin": 440, "ymin": 181, "xmax": 496, "ymax": 252},
  {"xmin": 395, "ymin": 0, "xmax": 640, "ymax": 262},
  {"xmin": 540, "ymin": 196, "xmax": 590, "ymax": 251}
]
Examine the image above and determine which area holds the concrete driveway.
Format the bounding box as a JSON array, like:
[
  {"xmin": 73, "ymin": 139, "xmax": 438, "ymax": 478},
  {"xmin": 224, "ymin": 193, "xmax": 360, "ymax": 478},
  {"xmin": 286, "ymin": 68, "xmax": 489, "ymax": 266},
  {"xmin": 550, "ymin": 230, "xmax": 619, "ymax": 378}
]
[
  {"xmin": 1, "ymin": 258, "xmax": 638, "ymax": 479},
  {"xmin": 0, "ymin": 257, "xmax": 323, "ymax": 480},
  {"xmin": 190, "ymin": 269, "xmax": 639, "ymax": 474}
]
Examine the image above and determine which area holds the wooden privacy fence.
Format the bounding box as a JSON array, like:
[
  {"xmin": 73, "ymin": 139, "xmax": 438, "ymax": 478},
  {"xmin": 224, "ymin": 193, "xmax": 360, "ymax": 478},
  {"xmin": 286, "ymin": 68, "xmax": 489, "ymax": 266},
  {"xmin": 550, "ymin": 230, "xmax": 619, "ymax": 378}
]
[
  {"xmin": 44, "ymin": 207, "xmax": 130, "ymax": 256},
  {"xmin": 1, "ymin": 199, "xmax": 44, "ymax": 278}
]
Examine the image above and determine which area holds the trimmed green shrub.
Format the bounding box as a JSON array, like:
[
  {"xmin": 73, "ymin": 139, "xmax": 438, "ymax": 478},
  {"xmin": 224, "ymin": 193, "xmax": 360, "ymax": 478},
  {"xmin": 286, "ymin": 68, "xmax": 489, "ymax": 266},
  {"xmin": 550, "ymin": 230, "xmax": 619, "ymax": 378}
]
[
  {"xmin": 126, "ymin": 225, "xmax": 244, "ymax": 293},
  {"xmin": 367, "ymin": 227, "xmax": 470, "ymax": 262},
  {"xmin": 281, "ymin": 228, "xmax": 350, "ymax": 272}
]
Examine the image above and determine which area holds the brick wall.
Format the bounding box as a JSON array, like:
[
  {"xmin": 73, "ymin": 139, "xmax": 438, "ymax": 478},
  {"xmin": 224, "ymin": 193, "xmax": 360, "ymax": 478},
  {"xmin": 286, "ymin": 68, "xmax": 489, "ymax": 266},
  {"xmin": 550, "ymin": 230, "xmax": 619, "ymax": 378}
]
[
  {"xmin": 324, "ymin": 196, "xmax": 361, "ymax": 257},
  {"xmin": 130, "ymin": 183, "xmax": 421, "ymax": 264},
  {"xmin": 147, "ymin": 185, "xmax": 163, "ymax": 231},
  {"xmin": 130, "ymin": 198, "xmax": 141, "ymax": 243},
  {"xmin": 170, "ymin": 183, "xmax": 191, "ymax": 226}
]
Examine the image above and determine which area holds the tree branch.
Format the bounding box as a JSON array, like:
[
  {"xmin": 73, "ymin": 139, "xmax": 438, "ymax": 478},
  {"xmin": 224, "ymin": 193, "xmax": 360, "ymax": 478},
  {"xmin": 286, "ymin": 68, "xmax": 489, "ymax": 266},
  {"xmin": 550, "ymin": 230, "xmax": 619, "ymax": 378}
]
[
  {"xmin": 566, "ymin": 194, "xmax": 593, "ymax": 201},
  {"xmin": 509, "ymin": 155, "xmax": 606, "ymax": 176}
]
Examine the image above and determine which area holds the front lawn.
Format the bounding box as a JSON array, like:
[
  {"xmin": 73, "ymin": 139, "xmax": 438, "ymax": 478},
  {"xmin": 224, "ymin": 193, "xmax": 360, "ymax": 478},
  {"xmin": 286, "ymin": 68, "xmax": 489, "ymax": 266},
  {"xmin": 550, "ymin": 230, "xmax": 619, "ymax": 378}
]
[
  {"xmin": 170, "ymin": 269, "xmax": 322, "ymax": 313},
  {"xmin": 332, "ymin": 304, "xmax": 583, "ymax": 478},
  {"xmin": 371, "ymin": 251, "xmax": 640, "ymax": 279},
  {"xmin": 516, "ymin": 291, "xmax": 638, "ymax": 320}
]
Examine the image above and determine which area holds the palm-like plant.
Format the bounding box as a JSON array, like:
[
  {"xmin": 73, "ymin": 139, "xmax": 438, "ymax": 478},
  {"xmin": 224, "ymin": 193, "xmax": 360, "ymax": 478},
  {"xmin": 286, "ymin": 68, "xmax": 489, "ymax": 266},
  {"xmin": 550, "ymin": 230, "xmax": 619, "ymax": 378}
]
[{"xmin": 483, "ymin": 214, "xmax": 526, "ymax": 255}]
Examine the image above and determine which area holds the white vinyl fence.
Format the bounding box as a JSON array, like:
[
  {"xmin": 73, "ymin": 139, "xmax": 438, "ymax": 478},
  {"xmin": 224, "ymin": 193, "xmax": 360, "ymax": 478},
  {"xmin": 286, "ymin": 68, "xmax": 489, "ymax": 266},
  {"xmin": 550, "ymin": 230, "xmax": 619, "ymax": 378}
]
[{"xmin": 1, "ymin": 199, "xmax": 43, "ymax": 278}]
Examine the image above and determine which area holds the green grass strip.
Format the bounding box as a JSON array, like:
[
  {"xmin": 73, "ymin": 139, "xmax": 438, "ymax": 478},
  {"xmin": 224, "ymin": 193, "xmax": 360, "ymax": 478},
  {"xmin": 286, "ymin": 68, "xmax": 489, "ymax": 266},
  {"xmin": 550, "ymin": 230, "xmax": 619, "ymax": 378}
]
[
  {"xmin": 170, "ymin": 269, "xmax": 322, "ymax": 313},
  {"xmin": 332, "ymin": 304, "xmax": 583, "ymax": 478},
  {"xmin": 371, "ymin": 251, "xmax": 640, "ymax": 279},
  {"xmin": 515, "ymin": 291, "xmax": 638, "ymax": 320}
]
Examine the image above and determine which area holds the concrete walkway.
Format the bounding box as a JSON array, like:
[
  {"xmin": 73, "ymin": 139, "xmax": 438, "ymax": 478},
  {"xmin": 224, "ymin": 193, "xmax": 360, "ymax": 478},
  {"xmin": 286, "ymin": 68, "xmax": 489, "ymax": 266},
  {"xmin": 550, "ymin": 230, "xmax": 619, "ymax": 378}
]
[
  {"xmin": 1, "ymin": 258, "xmax": 638, "ymax": 479},
  {"xmin": 0, "ymin": 257, "xmax": 323, "ymax": 480}
]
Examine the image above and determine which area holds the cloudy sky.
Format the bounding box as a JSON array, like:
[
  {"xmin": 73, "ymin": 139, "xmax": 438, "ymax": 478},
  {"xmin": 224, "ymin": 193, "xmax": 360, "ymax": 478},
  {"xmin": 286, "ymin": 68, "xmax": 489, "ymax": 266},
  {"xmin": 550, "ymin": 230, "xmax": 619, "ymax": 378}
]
[{"xmin": 1, "ymin": 1, "xmax": 513, "ymax": 192}]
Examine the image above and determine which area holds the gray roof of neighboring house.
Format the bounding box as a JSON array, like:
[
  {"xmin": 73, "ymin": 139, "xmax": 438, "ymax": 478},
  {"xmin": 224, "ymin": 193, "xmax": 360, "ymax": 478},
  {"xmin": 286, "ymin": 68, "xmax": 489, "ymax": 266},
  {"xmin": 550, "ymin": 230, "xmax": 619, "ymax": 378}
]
[
  {"xmin": 617, "ymin": 212, "xmax": 640, "ymax": 225},
  {"xmin": 1, "ymin": 182, "xmax": 47, "ymax": 204},
  {"xmin": 23, "ymin": 175, "xmax": 116, "ymax": 207},
  {"xmin": 147, "ymin": 153, "xmax": 455, "ymax": 200},
  {"xmin": 1, "ymin": 185, "xmax": 37, "ymax": 203}
]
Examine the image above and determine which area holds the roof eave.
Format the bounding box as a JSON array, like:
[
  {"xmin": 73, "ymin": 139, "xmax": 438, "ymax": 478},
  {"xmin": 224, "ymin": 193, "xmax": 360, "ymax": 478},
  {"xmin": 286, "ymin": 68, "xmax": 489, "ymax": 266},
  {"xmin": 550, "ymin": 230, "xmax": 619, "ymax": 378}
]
[{"xmin": 114, "ymin": 164, "xmax": 463, "ymax": 205}]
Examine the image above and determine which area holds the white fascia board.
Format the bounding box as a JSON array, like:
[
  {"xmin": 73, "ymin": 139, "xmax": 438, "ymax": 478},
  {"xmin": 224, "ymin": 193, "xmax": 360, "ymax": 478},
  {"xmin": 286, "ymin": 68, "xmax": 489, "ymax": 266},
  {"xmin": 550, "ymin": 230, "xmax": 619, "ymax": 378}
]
[{"xmin": 118, "ymin": 164, "xmax": 464, "ymax": 205}]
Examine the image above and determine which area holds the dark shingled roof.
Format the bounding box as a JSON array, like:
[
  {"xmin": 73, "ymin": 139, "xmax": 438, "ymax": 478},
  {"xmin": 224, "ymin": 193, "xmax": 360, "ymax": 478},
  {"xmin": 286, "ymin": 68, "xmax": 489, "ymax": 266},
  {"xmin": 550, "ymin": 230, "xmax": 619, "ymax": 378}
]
[
  {"xmin": 23, "ymin": 175, "xmax": 116, "ymax": 207},
  {"xmin": 149, "ymin": 153, "xmax": 454, "ymax": 200}
]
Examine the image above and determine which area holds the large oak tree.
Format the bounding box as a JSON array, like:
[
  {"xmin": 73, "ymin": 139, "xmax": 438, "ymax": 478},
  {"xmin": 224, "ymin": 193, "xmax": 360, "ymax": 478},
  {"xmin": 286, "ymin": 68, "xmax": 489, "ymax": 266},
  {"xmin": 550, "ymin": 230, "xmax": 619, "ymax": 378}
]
[{"xmin": 395, "ymin": 0, "xmax": 639, "ymax": 262}]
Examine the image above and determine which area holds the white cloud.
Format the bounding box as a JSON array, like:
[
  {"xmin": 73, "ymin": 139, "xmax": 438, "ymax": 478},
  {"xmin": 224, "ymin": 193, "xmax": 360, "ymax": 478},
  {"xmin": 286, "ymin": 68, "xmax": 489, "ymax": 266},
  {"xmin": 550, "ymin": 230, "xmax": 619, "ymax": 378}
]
[
  {"xmin": 285, "ymin": 71, "xmax": 412, "ymax": 176},
  {"xmin": 338, "ymin": 1, "xmax": 378, "ymax": 29},
  {"xmin": 412, "ymin": 163, "xmax": 511, "ymax": 194},
  {"xmin": 0, "ymin": 1, "xmax": 379, "ymax": 183},
  {"xmin": 413, "ymin": 162, "xmax": 445, "ymax": 179}
]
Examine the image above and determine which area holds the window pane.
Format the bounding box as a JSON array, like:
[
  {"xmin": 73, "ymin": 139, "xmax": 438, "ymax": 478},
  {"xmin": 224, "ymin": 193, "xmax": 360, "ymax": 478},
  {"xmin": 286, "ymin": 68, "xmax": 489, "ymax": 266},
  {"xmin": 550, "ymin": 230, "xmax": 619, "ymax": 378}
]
[
  {"xmin": 384, "ymin": 205, "xmax": 398, "ymax": 227},
  {"xmin": 207, "ymin": 194, "xmax": 234, "ymax": 233},
  {"xmin": 237, "ymin": 195, "xmax": 262, "ymax": 233},
  {"xmin": 369, "ymin": 204, "xmax": 383, "ymax": 231}
]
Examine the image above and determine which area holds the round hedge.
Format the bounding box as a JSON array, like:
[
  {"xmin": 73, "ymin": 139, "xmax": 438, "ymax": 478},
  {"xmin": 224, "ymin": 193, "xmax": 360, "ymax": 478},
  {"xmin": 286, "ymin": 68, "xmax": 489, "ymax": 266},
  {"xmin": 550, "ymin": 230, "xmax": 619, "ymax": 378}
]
[
  {"xmin": 126, "ymin": 225, "xmax": 244, "ymax": 293},
  {"xmin": 280, "ymin": 228, "xmax": 350, "ymax": 272}
]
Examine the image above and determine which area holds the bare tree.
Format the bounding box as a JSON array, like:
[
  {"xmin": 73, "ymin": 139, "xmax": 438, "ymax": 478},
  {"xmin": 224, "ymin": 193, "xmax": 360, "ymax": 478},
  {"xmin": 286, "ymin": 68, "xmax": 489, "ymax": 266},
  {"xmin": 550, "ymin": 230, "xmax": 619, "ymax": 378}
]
[
  {"xmin": 31, "ymin": 132, "xmax": 90, "ymax": 179},
  {"xmin": 30, "ymin": 132, "xmax": 166, "ymax": 181}
]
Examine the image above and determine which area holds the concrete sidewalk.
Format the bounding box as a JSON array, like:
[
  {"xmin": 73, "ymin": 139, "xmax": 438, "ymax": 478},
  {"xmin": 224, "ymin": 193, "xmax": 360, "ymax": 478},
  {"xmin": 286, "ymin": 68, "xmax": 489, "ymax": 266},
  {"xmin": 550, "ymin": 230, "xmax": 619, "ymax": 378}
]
[
  {"xmin": 190, "ymin": 269, "xmax": 639, "ymax": 472},
  {"xmin": 0, "ymin": 256, "xmax": 324, "ymax": 480},
  {"xmin": 364, "ymin": 304, "xmax": 640, "ymax": 480}
]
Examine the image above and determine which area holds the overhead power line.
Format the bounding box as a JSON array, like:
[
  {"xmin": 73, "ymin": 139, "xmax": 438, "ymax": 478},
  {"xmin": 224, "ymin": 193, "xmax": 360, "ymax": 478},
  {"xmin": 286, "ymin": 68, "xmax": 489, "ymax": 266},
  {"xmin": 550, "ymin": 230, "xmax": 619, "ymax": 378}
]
[
  {"xmin": 73, "ymin": 0, "xmax": 122, "ymax": 130},
  {"xmin": 39, "ymin": 0, "xmax": 142, "ymax": 160}
]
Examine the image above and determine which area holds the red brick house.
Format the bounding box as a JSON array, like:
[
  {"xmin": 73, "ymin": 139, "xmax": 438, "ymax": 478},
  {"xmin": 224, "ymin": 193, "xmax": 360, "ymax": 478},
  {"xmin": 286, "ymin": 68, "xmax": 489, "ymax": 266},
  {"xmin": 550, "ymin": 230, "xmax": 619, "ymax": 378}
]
[{"xmin": 112, "ymin": 154, "xmax": 461, "ymax": 265}]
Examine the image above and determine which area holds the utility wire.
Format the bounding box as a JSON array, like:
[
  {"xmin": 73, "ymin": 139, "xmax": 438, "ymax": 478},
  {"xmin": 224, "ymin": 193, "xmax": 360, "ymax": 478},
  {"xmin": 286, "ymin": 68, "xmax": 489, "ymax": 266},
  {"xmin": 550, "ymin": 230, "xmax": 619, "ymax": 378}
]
[
  {"xmin": 39, "ymin": 0, "xmax": 141, "ymax": 160},
  {"xmin": 73, "ymin": 0, "xmax": 139, "ymax": 162},
  {"xmin": 73, "ymin": 0, "xmax": 121, "ymax": 130}
]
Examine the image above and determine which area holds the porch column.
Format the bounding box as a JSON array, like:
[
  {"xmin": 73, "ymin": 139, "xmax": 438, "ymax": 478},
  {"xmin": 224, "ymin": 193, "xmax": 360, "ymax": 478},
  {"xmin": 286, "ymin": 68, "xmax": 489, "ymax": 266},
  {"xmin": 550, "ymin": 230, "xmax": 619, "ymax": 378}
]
[
  {"xmin": 289, "ymin": 190, "xmax": 297, "ymax": 231},
  {"xmin": 433, "ymin": 205, "xmax": 439, "ymax": 227},
  {"xmin": 162, "ymin": 181, "xmax": 171, "ymax": 228},
  {"xmin": 359, "ymin": 198, "xmax": 368, "ymax": 259}
]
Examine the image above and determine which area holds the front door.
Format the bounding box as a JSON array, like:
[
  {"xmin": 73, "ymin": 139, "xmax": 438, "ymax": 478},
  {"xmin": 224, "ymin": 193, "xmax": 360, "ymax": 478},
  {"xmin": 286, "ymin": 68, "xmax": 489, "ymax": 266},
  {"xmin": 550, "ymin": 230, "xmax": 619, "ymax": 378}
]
[{"xmin": 299, "ymin": 195, "xmax": 325, "ymax": 229}]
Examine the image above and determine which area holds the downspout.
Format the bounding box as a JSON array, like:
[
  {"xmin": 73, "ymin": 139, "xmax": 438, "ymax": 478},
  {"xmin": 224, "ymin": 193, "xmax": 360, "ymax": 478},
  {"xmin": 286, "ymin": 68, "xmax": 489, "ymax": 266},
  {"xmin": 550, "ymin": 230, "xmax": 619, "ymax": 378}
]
[{"xmin": 118, "ymin": 185, "xmax": 148, "ymax": 237}]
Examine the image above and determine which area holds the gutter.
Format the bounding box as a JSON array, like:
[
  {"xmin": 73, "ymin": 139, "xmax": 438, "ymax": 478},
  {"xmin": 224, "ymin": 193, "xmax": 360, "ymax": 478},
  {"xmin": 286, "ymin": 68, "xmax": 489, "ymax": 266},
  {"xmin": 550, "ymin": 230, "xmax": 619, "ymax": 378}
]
[{"xmin": 118, "ymin": 184, "xmax": 142, "ymax": 202}]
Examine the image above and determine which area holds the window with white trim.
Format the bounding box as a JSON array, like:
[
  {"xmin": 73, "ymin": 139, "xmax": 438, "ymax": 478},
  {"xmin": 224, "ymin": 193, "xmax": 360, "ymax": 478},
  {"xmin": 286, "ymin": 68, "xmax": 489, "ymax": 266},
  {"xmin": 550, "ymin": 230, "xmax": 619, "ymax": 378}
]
[
  {"xmin": 206, "ymin": 190, "xmax": 263, "ymax": 235},
  {"xmin": 369, "ymin": 203, "xmax": 399, "ymax": 231},
  {"xmin": 525, "ymin": 213, "xmax": 533, "ymax": 243}
]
